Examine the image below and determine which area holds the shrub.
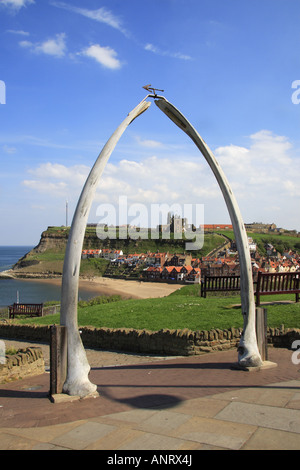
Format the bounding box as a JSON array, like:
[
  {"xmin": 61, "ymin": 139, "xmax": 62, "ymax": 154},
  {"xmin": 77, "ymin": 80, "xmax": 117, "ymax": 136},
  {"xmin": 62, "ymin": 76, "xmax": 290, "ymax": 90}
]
[{"xmin": 77, "ymin": 294, "xmax": 122, "ymax": 308}]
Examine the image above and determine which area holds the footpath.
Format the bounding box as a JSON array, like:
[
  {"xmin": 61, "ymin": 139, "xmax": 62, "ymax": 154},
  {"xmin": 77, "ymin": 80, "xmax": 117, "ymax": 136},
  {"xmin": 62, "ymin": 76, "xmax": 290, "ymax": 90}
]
[{"xmin": 0, "ymin": 342, "xmax": 300, "ymax": 451}]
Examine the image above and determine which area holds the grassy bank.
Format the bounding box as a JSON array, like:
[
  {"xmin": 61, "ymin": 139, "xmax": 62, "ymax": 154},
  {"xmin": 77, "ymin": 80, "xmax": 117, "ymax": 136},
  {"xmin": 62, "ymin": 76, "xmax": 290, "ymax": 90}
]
[
  {"xmin": 219, "ymin": 230, "xmax": 300, "ymax": 255},
  {"xmin": 14, "ymin": 285, "xmax": 300, "ymax": 331},
  {"xmin": 13, "ymin": 227, "xmax": 300, "ymax": 278},
  {"xmin": 13, "ymin": 229, "xmax": 226, "ymax": 277}
]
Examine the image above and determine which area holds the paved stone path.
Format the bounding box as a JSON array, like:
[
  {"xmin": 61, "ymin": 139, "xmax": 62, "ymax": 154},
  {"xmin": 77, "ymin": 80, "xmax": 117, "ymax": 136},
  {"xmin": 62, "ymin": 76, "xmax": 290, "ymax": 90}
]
[{"xmin": 1, "ymin": 341, "xmax": 300, "ymax": 451}]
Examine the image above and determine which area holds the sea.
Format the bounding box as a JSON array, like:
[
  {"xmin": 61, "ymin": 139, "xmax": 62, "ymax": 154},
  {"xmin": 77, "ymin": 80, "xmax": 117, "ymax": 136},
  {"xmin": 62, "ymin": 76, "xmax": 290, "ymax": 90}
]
[{"xmin": 0, "ymin": 246, "xmax": 101, "ymax": 308}]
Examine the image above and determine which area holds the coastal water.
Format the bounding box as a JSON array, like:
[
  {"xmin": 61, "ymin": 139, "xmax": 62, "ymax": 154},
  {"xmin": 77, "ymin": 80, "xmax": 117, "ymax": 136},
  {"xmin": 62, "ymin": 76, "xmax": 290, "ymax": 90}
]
[
  {"xmin": 0, "ymin": 246, "xmax": 102, "ymax": 308},
  {"xmin": 0, "ymin": 246, "xmax": 33, "ymax": 273}
]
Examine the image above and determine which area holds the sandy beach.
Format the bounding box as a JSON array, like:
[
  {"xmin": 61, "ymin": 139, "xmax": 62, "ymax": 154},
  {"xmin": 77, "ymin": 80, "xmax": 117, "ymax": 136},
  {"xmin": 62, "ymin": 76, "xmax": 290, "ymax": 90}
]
[{"xmin": 28, "ymin": 276, "xmax": 183, "ymax": 300}]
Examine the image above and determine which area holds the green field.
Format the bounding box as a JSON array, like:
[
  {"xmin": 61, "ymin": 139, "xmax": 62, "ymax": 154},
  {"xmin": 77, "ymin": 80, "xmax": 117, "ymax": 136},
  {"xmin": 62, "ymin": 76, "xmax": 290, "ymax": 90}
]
[
  {"xmin": 219, "ymin": 230, "xmax": 300, "ymax": 255},
  {"xmin": 15, "ymin": 285, "xmax": 300, "ymax": 332}
]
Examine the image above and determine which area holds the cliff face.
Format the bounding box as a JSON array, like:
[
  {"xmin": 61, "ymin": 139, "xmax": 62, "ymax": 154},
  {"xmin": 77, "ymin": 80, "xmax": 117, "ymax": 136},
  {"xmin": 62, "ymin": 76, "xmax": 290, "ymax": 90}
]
[
  {"xmin": 32, "ymin": 229, "xmax": 69, "ymax": 253},
  {"xmin": 10, "ymin": 228, "xmax": 69, "ymax": 277}
]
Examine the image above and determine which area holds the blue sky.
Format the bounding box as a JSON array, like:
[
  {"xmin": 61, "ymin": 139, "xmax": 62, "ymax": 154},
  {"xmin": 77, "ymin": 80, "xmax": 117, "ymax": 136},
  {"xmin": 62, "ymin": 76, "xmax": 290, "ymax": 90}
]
[{"xmin": 0, "ymin": 0, "xmax": 300, "ymax": 245}]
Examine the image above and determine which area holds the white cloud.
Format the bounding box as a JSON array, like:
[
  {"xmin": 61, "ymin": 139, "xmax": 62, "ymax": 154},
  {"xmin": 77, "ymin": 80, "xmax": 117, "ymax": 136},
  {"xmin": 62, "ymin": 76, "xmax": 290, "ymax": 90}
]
[
  {"xmin": 215, "ymin": 130, "xmax": 294, "ymax": 184},
  {"xmin": 20, "ymin": 33, "xmax": 67, "ymax": 58},
  {"xmin": 248, "ymin": 130, "xmax": 292, "ymax": 164},
  {"xmin": 1, "ymin": 0, "xmax": 34, "ymax": 10},
  {"xmin": 23, "ymin": 179, "xmax": 67, "ymax": 194},
  {"xmin": 22, "ymin": 162, "xmax": 89, "ymax": 201},
  {"xmin": 144, "ymin": 43, "xmax": 192, "ymax": 61},
  {"xmin": 2, "ymin": 144, "xmax": 17, "ymax": 154},
  {"xmin": 7, "ymin": 29, "xmax": 30, "ymax": 35},
  {"xmin": 213, "ymin": 130, "xmax": 300, "ymax": 229},
  {"xmin": 21, "ymin": 130, "xmax": 300, "ymax": 231},
  {"xmin": 80, "ymin": 44, "xmax": 121, "ymax": 70},
  {"xmin": 135, "ymin": 136, "xmax": 163, "ymax": 148},
  {"xmin": 283, "ymin": 180, "xmax": 300, "ymax": 198},
  {"xmin": 36, "ymin": 33, "xmax": 67, "ymax": 57},
  {"xmin": 27, "ymin": 162, "xmax": 89, "ymax": 187},
  {"xmin": 19, "ymin": 33, "xmax": 122, "ymax": 70},
  {"xmin": 51, "ymin": 2, "xmax": 129, "ymax": 37},
  {"xmin": 19, "ymin": 40, "xmax": 32, "ymax": 48},
  {"xmin": 144, "ymin": 44, "xmax": 160, "ymax": 54}
]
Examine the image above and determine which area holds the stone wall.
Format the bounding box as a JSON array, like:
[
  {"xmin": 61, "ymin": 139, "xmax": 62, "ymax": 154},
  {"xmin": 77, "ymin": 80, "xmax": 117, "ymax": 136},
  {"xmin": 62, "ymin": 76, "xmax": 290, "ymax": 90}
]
[
  {"xmin": 267, "ymin": 327, "xmax": 300, "ymax": 349},
  {"xmin": 1, "ymin": 323, "xmax": 300, "ymax": 357},
  {"xmin": 0, "ymin": 324, "xmax": 50, "ymax": 343},
  {"xmin": 0, "ymin": 347, "xmax": 45, "ymax": 384},
  {"xmin": 78, "ymin": 326, "xmax": 243, "ymax": 355}
]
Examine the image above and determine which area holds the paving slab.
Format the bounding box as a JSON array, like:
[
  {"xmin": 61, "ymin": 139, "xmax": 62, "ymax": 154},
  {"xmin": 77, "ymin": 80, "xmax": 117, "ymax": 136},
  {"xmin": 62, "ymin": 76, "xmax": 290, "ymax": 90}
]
[
  {"xmin": 138, "ymin": 409, "xmax": 192, "ymax": 434},
  {"xmin": 286, "ymin": 393, "xmax": 300, "ymax": 410},
  {"xmin": 0, "ymin": 431, "xmax": 38, "ymax": 450},
  {"xmin": 50, "ymin": 421, "xmax": 117, "ymax": 450},
  {"xmin": 95, "ymin": 409, "xmax": 158, "ymax": 426},
  {"xmin": 2, "ymin": 420, "xmax": 86, "ymax": 443},
  {"xmin": 242, "ymin": 427, "xmax": 300, "ymax": 450},
  {"xmin": 215, "ymin": 401, "xmax": 300, "ymax": 433},
  {"xmin": 84, "ymin": 427, "xmax": 147, "ymax": 451},
  {"xmin": 208, "ymin": 386, "xmax": 298, "ymax": 407},
  {"xmin": 156, "ymin": 396, "xmax": 230, "ymax": 418},
  {"xmin": 118, "ymin": 432, "xmax": 197, "ymax": 451},
  {"xmin": 170, "ymin": 415, "xmax": 257, "ymax": 450}
]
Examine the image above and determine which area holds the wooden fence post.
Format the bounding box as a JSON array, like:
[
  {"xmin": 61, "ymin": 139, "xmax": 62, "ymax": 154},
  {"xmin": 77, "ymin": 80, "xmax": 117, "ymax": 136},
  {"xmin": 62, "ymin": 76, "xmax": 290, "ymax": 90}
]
[
  {"xmin": 256, "ymin": 307, "xmax": 268, "ymax": 361},
  {"xmin": 50, "ymin": 325, "xmax": 68, "ymax": 398}
]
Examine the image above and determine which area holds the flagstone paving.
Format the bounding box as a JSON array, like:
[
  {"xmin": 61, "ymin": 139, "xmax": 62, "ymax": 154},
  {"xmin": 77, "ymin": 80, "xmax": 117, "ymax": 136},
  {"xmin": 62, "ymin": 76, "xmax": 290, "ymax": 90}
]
[{"xmin": 1, "ymin": 345, "xmax": 300, "ymax": 450}]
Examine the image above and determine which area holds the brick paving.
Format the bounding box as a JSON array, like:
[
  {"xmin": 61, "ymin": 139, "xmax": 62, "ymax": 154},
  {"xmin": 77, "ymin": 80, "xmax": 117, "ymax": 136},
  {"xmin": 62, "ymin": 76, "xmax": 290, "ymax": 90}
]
[
  {"xmin": 1, "ymin": 346, "xmax": 300, "ymax": 450},
  {"xmin": 0, "ymin": 347, "xmax": 299, "ymax": 427}
]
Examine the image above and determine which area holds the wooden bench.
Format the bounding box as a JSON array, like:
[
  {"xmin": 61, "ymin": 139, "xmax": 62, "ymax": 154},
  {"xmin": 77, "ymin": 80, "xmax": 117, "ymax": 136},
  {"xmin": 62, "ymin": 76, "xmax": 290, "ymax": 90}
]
[
  {"xmin": 255, "ymin": 271, "xmax": 300, "ymax": 306},
  {"xmin": 201, "ymin": 275, "xmax": 241, "ymax": 298},
  {"xmin": 200, "ymin": 272, "xmax": 300, "ymax": 306},
  {"xmin": 8, "ymin": 303, "xmax": 44, "ymax": 319}
]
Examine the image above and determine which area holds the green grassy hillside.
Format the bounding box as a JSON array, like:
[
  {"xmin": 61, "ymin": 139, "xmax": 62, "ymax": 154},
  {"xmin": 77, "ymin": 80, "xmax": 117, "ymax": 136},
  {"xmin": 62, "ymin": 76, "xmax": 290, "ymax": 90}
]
[
  {"xmin": 12, "ymin": 226, "xmax": 299, "ymax": 278},
  {"xmin": 12, "ymin": 227, "xmax": 226, "ymax": 276},
  {"xmin": 219, "ymin": 230, "xmax": 300, "ymax": 255}
]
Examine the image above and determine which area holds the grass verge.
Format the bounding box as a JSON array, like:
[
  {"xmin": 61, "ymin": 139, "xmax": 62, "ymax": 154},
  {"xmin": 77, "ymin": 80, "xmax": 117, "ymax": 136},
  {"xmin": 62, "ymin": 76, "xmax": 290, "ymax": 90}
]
[{"xmin": 13, "ymin": 285, "xmax": 300, "ymax": 332}]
